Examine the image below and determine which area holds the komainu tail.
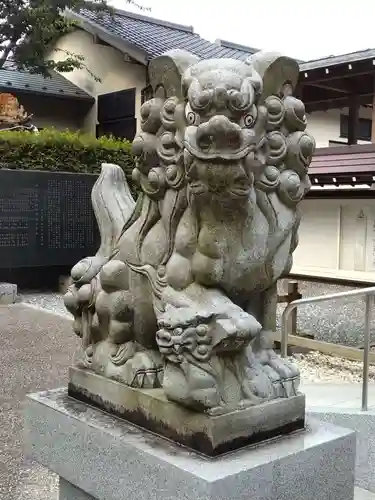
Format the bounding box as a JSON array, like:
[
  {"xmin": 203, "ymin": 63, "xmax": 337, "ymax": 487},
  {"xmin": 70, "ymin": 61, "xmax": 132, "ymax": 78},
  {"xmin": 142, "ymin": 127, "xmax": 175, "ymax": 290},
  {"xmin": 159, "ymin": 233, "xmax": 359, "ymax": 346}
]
[
  {"xmin": 71, "ymin": 163, "xmax": 136, "ymax": 285},
  {"xmin": 92, "ymin": 163, "xmax": 135, "ymax": 258}
]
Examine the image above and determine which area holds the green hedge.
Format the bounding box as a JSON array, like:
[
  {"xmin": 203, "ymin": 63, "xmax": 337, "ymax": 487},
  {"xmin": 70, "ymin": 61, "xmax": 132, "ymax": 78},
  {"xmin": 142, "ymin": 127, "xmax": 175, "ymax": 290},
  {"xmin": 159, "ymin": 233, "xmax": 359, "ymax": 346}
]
[{"xmin": 0, "ymin": 128, "xmax": 135, "ymax": 179}]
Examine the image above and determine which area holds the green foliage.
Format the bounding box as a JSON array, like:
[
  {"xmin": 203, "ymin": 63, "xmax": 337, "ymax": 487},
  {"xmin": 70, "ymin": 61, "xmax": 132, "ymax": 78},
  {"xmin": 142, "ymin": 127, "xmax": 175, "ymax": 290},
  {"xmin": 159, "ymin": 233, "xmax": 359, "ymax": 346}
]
[
  {"xmin": 0, "ymin": 128, "xmax": 136, "ymax": 184},
  {"xmin": 0, "ymin": 0, "xmax": 147, "ymax": 77}
]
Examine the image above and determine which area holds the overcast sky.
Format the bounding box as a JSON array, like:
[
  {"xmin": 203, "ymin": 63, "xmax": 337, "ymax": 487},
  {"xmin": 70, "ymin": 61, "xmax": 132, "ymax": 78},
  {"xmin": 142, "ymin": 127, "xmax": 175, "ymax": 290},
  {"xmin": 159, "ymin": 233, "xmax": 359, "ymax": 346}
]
[{"xmin": 111, "ymin": 0, "xmax": 375, "ymax": 61}]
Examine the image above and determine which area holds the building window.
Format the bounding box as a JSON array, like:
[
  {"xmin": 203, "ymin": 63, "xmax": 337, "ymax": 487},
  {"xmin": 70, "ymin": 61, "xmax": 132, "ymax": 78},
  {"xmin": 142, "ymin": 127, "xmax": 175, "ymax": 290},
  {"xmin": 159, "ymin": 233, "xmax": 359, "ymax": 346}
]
[
  {"xmin": 141, "ymin": 85, "xmax": 153, "ymax": 104},
  {"xmin": 340, "ymin": 115, "xmax": 372, "ymax": 141}
]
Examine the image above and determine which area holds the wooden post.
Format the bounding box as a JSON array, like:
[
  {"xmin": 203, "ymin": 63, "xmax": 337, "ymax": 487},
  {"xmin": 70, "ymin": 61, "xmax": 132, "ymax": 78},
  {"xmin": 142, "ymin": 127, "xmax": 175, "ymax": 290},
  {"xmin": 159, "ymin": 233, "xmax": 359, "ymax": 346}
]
[
  {"xmin": 371, "ymin": 77, "xmax": 375, "ymax": 142},
  {"xmin": 277, "ymin": 279, "xmax": 303, "ymax": 335},
  {"xmin": 347, "ymin": 95, "xmax": 359, "ymax": 145}
]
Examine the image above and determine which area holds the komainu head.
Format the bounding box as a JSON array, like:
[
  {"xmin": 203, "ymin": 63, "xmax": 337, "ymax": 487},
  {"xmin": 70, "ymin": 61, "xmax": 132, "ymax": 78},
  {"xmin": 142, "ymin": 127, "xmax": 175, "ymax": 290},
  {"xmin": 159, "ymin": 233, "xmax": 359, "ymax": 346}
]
[{"xmin": 132, "ymin": 49, "xmax": 315, "ymax": 209}]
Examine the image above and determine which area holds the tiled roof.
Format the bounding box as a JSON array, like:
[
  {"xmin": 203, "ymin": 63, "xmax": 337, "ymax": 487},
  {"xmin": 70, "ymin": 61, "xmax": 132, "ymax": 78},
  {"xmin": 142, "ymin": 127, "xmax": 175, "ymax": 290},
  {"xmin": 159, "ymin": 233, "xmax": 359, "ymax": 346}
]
[
  {"xmin": 0, "ymin": 60, "xmax": 94, "ymax": 101},
  {"xmin": 72, "ymin": 9, "xmax": 375, "ymax": 74},
  {"xmin": 78, "ymin": 8, "xmax": 258, "ymax": 61},
  {"xmin": 300, "ymin": 48, "xmax": 375, "ymax": 72}
]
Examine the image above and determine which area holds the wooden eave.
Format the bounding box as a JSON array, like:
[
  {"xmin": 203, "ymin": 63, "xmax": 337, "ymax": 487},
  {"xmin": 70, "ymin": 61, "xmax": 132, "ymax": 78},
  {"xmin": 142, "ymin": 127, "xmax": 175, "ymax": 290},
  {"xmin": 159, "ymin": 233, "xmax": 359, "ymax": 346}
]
[
  {"xmin": 309, "ymin": 144, "xmax": 375, "ymax": 186},
  {"xmin": 297, "ymin": 52, "xmax": 375, "ymax": 112}
]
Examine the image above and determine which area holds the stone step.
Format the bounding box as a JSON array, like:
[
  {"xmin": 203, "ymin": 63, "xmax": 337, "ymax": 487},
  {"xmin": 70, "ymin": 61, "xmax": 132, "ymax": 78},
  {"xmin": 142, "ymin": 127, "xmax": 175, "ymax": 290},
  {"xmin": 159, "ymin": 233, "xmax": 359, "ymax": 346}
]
[
  {"xmin": 301, "ymin": 382, "xmax": 375, "ymax": 410},
  {"xmin": 355, "ymin": 487, "xmax": 375, "ymax": 499}
]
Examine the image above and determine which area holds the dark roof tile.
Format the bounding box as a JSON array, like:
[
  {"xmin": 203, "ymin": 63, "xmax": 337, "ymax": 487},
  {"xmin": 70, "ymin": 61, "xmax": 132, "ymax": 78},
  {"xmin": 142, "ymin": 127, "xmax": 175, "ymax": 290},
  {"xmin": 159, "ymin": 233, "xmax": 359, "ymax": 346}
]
[
  {"xmin": 300, "ymin": 48, "xmax": 375, "ymax": 71},
  {"xmin": 73, "ymin": 9, "xmax": 375, "ymax": 76},
  {"xmin": 79, "ymin": 8, "xmax": 259, "ymax": 61},
  {"xmin": 0, "ymin": 63, "xmax": 94, "ymax": 101}
]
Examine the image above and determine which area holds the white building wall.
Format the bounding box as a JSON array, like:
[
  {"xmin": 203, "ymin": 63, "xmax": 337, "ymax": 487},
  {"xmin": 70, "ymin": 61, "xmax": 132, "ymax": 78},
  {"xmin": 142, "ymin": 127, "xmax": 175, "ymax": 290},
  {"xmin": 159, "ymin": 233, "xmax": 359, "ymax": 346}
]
[
  {"xmin": 293, "ymin": 197, "xmax": 375, "ymax": 282},
  {"xmin": 306, "ymin": 107, "xmax": 373, "ymax": 148},
  {"xmin": 293, "ymin": 105, "xmax": 375, "ymax": 282},
  {"xmin": 51, "ymin": 29, "xmax": 147, "ymax": 135}
]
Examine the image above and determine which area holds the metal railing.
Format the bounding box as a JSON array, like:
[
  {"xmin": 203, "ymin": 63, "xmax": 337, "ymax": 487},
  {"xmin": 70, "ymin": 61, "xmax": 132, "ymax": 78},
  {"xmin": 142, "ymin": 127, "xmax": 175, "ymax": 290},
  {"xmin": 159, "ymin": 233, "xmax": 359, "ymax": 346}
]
[{"xmin": 281, "ymin": 286, "xmax": 375, "ymax": 411}]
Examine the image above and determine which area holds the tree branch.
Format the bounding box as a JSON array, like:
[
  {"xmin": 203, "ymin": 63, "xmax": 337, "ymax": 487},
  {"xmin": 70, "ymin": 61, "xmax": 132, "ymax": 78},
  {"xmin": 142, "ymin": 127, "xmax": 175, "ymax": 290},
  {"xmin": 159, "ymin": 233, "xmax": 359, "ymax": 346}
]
[
  {"xmin": 0, "ymin": 40, "xmax": 17, "ymax": 69},
  {"xmin": 0, "ymin": 0, "xmax": 148, "ymax": 76}
]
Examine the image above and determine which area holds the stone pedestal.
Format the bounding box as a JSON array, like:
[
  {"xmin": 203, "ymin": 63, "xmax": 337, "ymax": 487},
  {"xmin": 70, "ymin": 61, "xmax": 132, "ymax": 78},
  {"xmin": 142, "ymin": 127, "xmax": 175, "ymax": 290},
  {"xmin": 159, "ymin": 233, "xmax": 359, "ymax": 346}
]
[
  {"xmin": 308, "ymin": 406, "xmax": 375, "ymax": 493},
  {"xmin": 68, "ymin": 366, "xmax": 306, "ymax": 456},
  {"xmin": 25, "ymin": 388, "xmax": 356, "ymax": 500},
  {"xmin": 0, "ymin": 282, "xmax": 17, "ymax": 304}
]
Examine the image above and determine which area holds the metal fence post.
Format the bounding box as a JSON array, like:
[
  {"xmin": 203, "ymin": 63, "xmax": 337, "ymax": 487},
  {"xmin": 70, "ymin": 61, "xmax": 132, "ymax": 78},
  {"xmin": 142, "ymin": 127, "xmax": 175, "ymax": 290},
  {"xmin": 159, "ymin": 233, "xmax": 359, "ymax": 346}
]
[
  {"xmin": 362, "ymin": 293, "xmax": 372, "ymax": 411},
  {"xmin": 287, "ymin": 280, "xmax": 299, "ymax": 335},
  {"xmin": 281, "ymin": 305, "xmax": 292, "ymax": 358},
  {"xmin": 279, "ymin": 286, "xmax": 375, "ymax": 410}
]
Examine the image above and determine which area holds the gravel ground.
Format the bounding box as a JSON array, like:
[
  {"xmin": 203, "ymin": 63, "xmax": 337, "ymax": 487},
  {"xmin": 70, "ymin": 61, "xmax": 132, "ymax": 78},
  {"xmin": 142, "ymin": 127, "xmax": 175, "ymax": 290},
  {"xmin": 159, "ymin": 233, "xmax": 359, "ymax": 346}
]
[
  {"xmin": 291, "ymin": 351, "xmax": 375, "ymax": 384},
  {"xmin": 277, "ymin": 279, "xmax": 373, "ymax": 348},
  {"xmin": 19, "ymin": 280, "xmax": 375, "ymax": 384},
  {"xmin": 20, "ymin": 291, "xmax": 69, "ymax": 316}
]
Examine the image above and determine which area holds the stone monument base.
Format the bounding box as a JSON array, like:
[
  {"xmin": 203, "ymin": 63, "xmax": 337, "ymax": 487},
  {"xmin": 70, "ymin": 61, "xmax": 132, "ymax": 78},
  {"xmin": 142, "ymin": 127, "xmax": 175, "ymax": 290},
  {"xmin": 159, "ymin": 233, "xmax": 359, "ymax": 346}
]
[
  {"xmin": 68, "ymin": 366, "xmax": 305, "ymax": 456},
  {"xmin": 24, "ymin": 388, "xmax": 356, "ymax": 500},
  {"xmin": 0, "ymin": 282, "xmax": 17, "ymax": 304}
]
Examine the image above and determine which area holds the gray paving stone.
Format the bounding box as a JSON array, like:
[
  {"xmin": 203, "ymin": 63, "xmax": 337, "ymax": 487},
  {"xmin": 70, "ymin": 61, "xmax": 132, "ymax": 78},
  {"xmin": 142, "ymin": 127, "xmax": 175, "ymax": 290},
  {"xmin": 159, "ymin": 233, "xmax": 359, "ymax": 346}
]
[
  {"xmin": 0, "ymin": 304, "xmax": 79, "ymax": 499},
  {"xmin": 25, "ymin": 389, "xmax": 356, "ymax": 500}
]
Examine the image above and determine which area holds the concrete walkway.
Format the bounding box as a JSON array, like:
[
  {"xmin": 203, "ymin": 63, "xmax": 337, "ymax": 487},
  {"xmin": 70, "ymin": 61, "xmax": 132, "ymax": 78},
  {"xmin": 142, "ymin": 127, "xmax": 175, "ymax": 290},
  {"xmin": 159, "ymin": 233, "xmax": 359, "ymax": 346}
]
[
  {"xmin": 303, "ymin": 382, "xmax": 375, "ymax": 499},
  {"xmin": 0, "ymin": 303, "xmax": 79, "ymax": 499},
  {"xmin": 301, "ymin": 381, "xmax": 375, "ymax": 411},
  {"xmin": 356, "ymin": 488, "xmax": 375, "ymax": 499}
]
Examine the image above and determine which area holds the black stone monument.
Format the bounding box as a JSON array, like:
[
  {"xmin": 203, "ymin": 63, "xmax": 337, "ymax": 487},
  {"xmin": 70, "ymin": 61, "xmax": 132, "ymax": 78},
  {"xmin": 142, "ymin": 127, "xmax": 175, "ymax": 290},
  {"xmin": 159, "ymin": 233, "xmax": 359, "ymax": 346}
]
[{"xmin": 0, "ymin": 169, "xmax": 100, "ymax": 269}]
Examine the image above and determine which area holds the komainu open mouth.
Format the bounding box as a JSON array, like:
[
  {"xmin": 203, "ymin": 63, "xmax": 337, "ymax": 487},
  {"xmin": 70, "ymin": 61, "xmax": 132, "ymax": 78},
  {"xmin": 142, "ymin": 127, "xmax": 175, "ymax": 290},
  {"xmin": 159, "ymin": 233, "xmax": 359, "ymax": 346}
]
[{"xmin": 184, "ymin": 140, "xmax": 253, "ymax": 162}]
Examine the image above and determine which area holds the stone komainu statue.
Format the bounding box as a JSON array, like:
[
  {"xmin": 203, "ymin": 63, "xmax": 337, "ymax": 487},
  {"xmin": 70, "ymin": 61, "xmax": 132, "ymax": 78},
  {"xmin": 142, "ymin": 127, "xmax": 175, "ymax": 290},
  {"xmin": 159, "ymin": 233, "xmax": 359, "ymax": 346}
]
[{"xmin": 64, "ymin": 50, "xmax": 315, "ymax": 414}]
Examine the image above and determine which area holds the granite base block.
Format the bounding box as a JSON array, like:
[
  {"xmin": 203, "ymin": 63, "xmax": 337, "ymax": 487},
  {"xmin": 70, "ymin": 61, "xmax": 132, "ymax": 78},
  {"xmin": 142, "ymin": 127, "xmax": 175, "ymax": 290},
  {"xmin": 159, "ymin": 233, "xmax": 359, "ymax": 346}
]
[
  {"xmin": 25, "ymin": 388, "xmax": 356, "ymax": 500},
  {"xmin": 308, "ymin": 407, "xmax": 375, "ymax": 493},
  {"xmin": 68, "ymin": 366, "xmax": 305, "ymax": 456},
  {"xmin": 60, "ymin": 478, "xmax": 95, "ymax": 500},
  {"xmin": 0, "ymin": 282, "xmax": 17, "ymax": 304}
]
